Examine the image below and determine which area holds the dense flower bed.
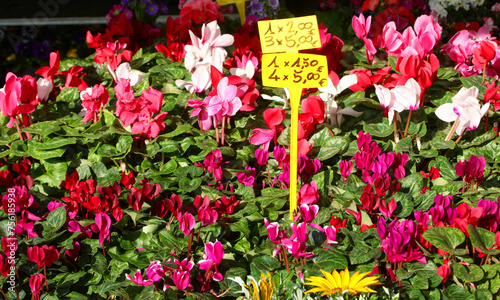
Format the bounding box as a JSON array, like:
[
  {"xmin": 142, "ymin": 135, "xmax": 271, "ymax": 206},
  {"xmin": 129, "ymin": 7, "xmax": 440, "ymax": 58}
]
[{"xmin": 1, "ymin": 0, "xmax": 500, "ymax": 299}]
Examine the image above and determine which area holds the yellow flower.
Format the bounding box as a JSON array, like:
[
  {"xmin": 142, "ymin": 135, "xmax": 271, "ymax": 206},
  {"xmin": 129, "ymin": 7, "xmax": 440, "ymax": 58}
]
[
  {"xmin": 305, "ymin": 268, "xmax": 381, "ymax": 296},
  {"xmin": 7, "ymin": 54, "xmax": 16, "ymax": 61},
  {"xmin": 67, "ymin": 48, "xmax": 78, "ymax": 58},
  {"xmin": 247, "ymin": 272, "xmax": 275, "ymax": 300}
]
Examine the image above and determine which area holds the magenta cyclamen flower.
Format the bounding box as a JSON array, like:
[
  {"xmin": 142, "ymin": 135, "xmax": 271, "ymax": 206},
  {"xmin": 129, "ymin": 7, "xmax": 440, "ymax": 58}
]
[
  {"xmin": 80, "ymin": 84, "xmax": 109, "ymax": 123},
  {"xmin": 255, "ymin": 148, "xmax": 269, "ymax": 165},
  {"xmin": 177, "ymin": 212, "xmax": 195, "ymax": 235},
  {"xmin": 94, "ymin": 213, "xmax": 111, "ymax": 246},
  {"xmin": 126, "ymin": 269, "xmax": 154, "ymax": 287},
  {"xmin": 237, "ymin": 166, "xmax": 256, "ymax": 187},
  {"xmin": 198, "ymin": 240, "xmax": 224, "ymax": 281},
  {"xmin": 196, "ymin": 149, "xmax": 227, "ymax": 181},
  {"xmin": 29, "ymin": 274, "xmax": 45, "ymax": 298},
  {"xmin": 377, "ymin": 217, "xmax": 426, "ymax": 263},
  {"xmin": 146, "ymin": 261, "xmax": 166, "ymax": 282},
  {"xmin": 339, "ymin": 160, "xmax": 353, "ymax": 178},
  {"xmin": 455, "ymin": 155, "xmax": 487, "ymax": 183},
  {"xmin": 298, "ymin": 181, "xmax": 319, "ymax": 205}
]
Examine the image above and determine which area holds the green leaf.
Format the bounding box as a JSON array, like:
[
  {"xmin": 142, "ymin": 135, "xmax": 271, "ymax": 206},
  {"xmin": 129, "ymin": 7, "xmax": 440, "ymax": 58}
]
[
  {"xmin": 56, "ymin": 87, "xmax": 80, "ymax": 102},
  {"xmin": 443, "ymin": 284, "xmax": 471, "ymax": 299},
  {"xmin": 253, "ymin": 256, "xmax": 281, "ymax": 271},
  {"xmin": 422, "ymin": 227, "xmax": 467, "ymax": 255},
  {"xmin": 460, "ymin": 75, "xmax": 486, "ymax": 96},
  {"xmin": 451, "ymin": 263, "xmax": 484, "ymax": 283},
  {"xmin": 474, "ymin": 289, "xmax": 493, "ymax": 300},
  {"xmin": 44, "ymin": 206, "xmax": 67, "ymax": 233},
  {"xmin": 28, "ymin": 147, "xmax": 66, "ymax": 160},
  {"xmin": 311, "ymin": 248, "xmax": 348, "ymax": 272},
  {"xmin": 179, "ymin": 177, "xmax": 201, "ymax": 192},
  {"xmin": 91, "ymin": 253, "xmax": 108, "ymax": 274},
  {"xmin": 229, "ymin": 218, "xmax": 250, "ymax": 238},
  {"xmin": 316, "ymin": 136, "xmax": 349, "ymax": 161},
  {"xmin": 396, "ymin": 261, "xmax": 438, "ymax": 280},
  {"xmin": 363, "ymin": 119, "xmax": 393, "ymax": 137},
  {"xmin": 468, "ymin": 225, "xmax": 500, "ymax": 255},
  {"xmin": 23, "ymin": 121, "xmax": 62, "ymax": 135},
  {"xmin": 349, "ymin": 244, "xmax": 382, "ymax": 265}
]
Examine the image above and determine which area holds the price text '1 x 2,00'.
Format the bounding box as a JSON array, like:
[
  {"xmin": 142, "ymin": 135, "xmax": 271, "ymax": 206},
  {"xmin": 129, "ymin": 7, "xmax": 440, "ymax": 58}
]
[{"xmin": 257, "ymin": 16, "xmax": 322, "ymax": 53}]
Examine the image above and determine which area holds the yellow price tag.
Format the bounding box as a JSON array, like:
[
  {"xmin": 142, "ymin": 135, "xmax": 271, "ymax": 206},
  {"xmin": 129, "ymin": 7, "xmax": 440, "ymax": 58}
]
[
  {"xmin": 257, "ymin": 16, "xmax": 322, "ymax": 53},
  {"xmin": 262, "ymin": 53, "xmax": 328, "ymax": 88},
  {"xmin": 216, "ymin": 0, "xmax": 247, "ymax": 25}
]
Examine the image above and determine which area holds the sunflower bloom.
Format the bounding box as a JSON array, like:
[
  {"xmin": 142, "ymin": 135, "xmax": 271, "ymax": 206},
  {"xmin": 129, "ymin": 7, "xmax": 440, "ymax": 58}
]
[{"xmin": 305, "ymin": 268, "xmax": 381, "ymax": 296}]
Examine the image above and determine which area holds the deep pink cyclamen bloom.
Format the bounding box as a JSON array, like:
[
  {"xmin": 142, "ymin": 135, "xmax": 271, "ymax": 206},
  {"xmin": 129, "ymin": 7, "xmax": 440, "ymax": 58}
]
[
  {"xmin": 146, "ymin": 260, "xmax": 166, "ymax": 282},
  {"xmin": 0, "ymin": 72, "xmax": 38, "ymax": 128},
  {"xmin": 80, "ymin": 84, "xmax": 110, "ymax": 123},
  {"xmin": 29, "ymin": 274, "xmax": 45, "ymax": 299},
  {"xmin": 196, "ymin": 149, "xmax": 227, "ymax": 181},
  {"xmin": 297, "ymin": 181, "xmax": 319, "ymax": 205},
  {"xmin": 255, "ymin": 148, "xmax": 269, "ymax": 166},
  {"xmin": 377, "ymin": 217, "xmax": 426, "ymax": 263},
  {"xmin": 198, "ymin": 240, "xmax": 224, "ymax": 282},
  {"xmin": 172, "ymin": 259, "xmax": 195, "ymax": 290},
  {"xmin": 177, "ymin": 212, "xmax": 195, "ymax": 235},
  {"xmin": 27, "ymin": 245, "xmax": 45, "ymax": 268},
  {"xmin": 237, "ymin": 166, "xmax": 256, "ymax": 187},
  {"xmin": 126, "ymin": 269, "xmax": 154, "ymax": 286},
  {"xmin": 339, "ymin": 160, "xmax": 353, "ymax": 179},
  {"xmin": 456, "ymin": 155, "xmax": 487, "ymax": 184},
  {"xmin": 94, "ymin": 213, "xmax": 112, "ymax": 245}
]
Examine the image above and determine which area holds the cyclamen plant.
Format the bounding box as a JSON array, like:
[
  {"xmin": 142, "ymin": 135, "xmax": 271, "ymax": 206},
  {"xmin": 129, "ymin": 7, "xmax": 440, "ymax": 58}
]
[{"xmin": 1, "ymin": 0, "xmax": 500, "ymax": 299}]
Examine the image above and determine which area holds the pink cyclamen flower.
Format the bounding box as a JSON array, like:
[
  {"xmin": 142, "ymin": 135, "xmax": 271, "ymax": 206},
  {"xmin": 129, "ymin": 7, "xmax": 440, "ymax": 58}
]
[
  {"xmin": 177, "ymin": 212, "xmax": 195, "ymax": 235},
  {"xmin": 237, "ymin": 166, "xmax": 256, "ymax": 187},
  {"xmin": 146, "ymin": 260, "xmax": 166, "ymax": 282},
  {"xmin": 126, "ymin": 269, "xmax": 154, "ymax": 286},
  {"xmin": 80, "ymin": 84, "xmax": 110, "ymax": 123},
  {"xmin": 94, "ymin": 213, "xmax": 112, "ymax": 245},
  {"xmin": 298, "ymin": 204, "xmax": 319, "ymax": 224},
  {"xmin": 352, "ymin": 14, "xmax": 371, "ymax": 39},
  {"xmin": 198, "ymin": 240, "xmax": 224, "ymax": 282},
  {"xmin": 298, "ymin": 181, "xmax": 319, "ymax": 205},
  {"xmin": 29, "ymin": 274, "xmax": 45, "ymax": 298},
  {"xmin": 323, "ymin": 226, "xmax": 337, "ymax": 245},
  {"xmin": 339, "ymin": 160, "xmax": 353, "ymax": 178},
  {"xmin": 456, "ymin": 155, "xmax": 487, "ymax": 183},
  {"xmin": 205, "ymin": 77, "xmax": 242, "ymax": 119}
]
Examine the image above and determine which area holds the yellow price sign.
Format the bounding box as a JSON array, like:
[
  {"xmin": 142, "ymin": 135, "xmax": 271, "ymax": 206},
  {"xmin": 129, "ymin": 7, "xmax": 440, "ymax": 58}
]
[
  {"xmin": 261, "ymin": 53, "xmax": 328, "ymax": 88},
  {"xmin": 257, "ymin": 16, "xmax": 322, "ymax": 53},
  {"xmin": 216, "ymin": 0, "xmax": 247, "ymax": 25}
]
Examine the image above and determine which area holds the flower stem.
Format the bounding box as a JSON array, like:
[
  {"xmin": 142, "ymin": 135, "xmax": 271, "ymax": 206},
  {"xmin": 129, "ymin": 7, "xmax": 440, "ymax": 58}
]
[
  {"xmin": 393, "ymin": 114, "xmax": 399, "ymax": 143},
  {"xmin": 445, "ymin": 117, "xmax": 460, "ymax": 141},
  {"xmin": 403, "ymin": 110, "xmax": 412, "ymax": 138}
]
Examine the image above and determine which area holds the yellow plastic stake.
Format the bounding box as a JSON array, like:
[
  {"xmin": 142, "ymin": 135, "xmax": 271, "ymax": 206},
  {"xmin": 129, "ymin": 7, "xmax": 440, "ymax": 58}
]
[
  {"xmin": 216, "ymin": 0, "xmax": 247, "ymax": 25},
  {"xmin": 258, "ymin": 16, "xmax": 327, "ymax": 220},
  {"xmin": 261, "ymin": 53, "xmax": 328, "ymax": 219}
]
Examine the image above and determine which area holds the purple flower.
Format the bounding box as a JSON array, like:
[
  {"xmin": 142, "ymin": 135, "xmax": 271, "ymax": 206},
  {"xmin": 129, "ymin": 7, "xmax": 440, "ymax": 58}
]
[
  {"xmin": 120, "ymin": 0, "xmax": 131, "ymax": 6},
  {"xmin": 269, "ymin": 0, "xmax": 280, "ymax": 8},
  {"xmin": 159, "ymin": 3, "xmax": 168, "ymax": 14},
  {"xmin": 145, "ymin": 2, "xmax": 159, "ymax": 15},
  {"xmin": 32, "ymin": 42, "xmax": 51, "ymax": 60},
  {"xmin": 15, "ymin": 40, "xmax": 31, "ymax": 57}
]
